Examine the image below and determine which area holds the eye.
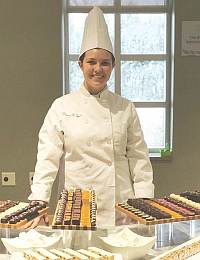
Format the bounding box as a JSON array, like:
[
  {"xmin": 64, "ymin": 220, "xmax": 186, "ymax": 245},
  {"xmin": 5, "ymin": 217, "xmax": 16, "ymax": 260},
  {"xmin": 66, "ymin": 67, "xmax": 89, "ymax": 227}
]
[
  {"xmin": 87, "ymin": 60, "xmax": 96, "ymax": 65},
  {"xmin": 102, "ymin": 61, "xmax": 112, "ymax": 66}
]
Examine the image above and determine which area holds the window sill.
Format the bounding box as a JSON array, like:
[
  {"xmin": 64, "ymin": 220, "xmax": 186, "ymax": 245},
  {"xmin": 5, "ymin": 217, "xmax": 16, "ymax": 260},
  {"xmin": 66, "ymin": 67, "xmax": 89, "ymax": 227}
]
[{"xmin": 149, "ymin": 152, "xmax": 173, "ymax": 161}]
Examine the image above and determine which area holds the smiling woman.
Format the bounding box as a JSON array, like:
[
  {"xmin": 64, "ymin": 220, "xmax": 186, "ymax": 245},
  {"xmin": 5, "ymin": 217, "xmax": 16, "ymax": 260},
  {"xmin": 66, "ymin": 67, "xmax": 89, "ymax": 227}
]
[
  {"xmin": 27, "ymin": 6, "xmax": 154, "ymax": 229},
  {"xmin": 78, "ymin": 48, "xmax": 114, "ymax": 95},
  {"xmin": 67, "ymin": 1, "xmax": 171, "ymax": 151}
]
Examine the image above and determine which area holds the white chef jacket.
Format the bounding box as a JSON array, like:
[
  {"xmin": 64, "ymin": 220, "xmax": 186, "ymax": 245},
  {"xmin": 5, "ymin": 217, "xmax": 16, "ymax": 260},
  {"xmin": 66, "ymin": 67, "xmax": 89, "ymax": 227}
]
[{"xmin": 29, "ymin": 84, "xmax": 154, "ymax": 226}]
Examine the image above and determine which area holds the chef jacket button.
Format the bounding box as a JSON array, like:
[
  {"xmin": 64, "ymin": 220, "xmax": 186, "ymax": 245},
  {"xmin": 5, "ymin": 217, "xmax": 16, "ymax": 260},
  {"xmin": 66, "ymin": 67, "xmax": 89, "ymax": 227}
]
[
  {"xmin": 101, "ymin": 100, "xmax": 107, "ymax": 105},
  {"xmin": 88, "ymin": 163, "xmax": 92, "ymax": 168},
  {"xmin": 107, "ymin": 139, "xmax": 111, "ymax": 144},
  {"xmin": 87, "ymin": 141, "xmax": 92, "ymax": 146},
  {"xmin": 108, "ymin": 161, "xmax": 112, "ymax": 166}
]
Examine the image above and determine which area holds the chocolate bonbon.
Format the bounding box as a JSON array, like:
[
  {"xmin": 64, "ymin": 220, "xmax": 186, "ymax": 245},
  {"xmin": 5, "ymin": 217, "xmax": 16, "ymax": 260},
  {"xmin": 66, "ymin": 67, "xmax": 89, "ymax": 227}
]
[
  {"xmin": 0, "ymin": 201, "xmax": 48, "ymax": 229},
  {"xmin": 116, "ymin": 190, "xmax": 200, "ymax": 225},
  {"xmin": 127, "ymin": 198, "xmax": 172, "ymax": 219},
  {"xmin": 52, "ymin": 188, "xmax": 97, "ymax": 230},
  {"xmin": 0, "ymin": 200, "xmax": 19, "ymax": 212}
]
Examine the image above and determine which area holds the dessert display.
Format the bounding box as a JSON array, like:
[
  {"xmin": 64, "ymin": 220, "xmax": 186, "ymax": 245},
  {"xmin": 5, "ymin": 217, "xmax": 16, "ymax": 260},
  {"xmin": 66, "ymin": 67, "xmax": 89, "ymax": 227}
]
[
  {"xmin": 20, "ymin": 247, "xmax": 114, "ymax": 260},
  {"xmin": 52, "ymin": 188, "xmax": 97, "ymax": 230},
  {"xmin": 0, "ymin": 201, "xmax": 48, "ymax": 228},
  {"xmin": 116, "ymin": 191, "xmax": 200, "ymax": 225},
  {"xmin": 154, "ymin": 235, "xmax": 200, "ymax": 259}
]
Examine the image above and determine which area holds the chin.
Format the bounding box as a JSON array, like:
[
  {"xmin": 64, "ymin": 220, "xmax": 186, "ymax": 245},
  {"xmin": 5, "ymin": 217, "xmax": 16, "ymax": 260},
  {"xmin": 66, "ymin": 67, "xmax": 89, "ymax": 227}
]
[{"xmin": 85, "ymin": 81, "xmax": 106, "ymax": 94}]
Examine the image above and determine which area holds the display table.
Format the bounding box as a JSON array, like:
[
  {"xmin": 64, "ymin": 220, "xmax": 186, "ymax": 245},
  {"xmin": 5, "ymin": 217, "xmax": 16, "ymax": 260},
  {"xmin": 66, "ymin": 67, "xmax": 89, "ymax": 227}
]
[
  {"xmin": 2, "ymin": 191, "xmax": 200, "ymax": 258},
  {"xmin": 1, "ymin": 218, "xmax": 200, "ymax": 259}
]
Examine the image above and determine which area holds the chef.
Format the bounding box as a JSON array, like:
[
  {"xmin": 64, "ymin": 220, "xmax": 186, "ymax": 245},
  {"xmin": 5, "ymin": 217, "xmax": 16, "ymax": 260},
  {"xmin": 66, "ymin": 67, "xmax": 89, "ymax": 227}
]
[{"xmin": 27, "ymin": 6, "xmax": 154, "ymax": 228}]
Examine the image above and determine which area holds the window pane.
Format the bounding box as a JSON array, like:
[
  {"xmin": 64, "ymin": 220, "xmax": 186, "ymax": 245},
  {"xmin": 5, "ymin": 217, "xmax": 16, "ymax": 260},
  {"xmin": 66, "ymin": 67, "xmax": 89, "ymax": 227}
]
[
  {"xmin": 69, "ymin": 14, "xmax": 114, "ymax": 54},
  {"xmin": 121, "ymin": 61, "xmax": 166, "ymax": 102},
  {"xmin": 69, "ymin": 61, "xmax": 115, "ymax": 93},
  {"xmin": 121, "ymin": 14, "xmax": 166, "ymax": 54},
  {"xmin": 69, "ymin": 0, "xmax": 114, "ymax": 6},
  {"xmin": 136, "ymin": 108, "xmax": 165, "ymax": 148},
  {"xmin": 69, "ymin": 61, "xmax": 83, "ymax": 92},
  {"xmin": 121, "ymin": 0, "xmax": 166, "ymax": 5},
  {"xmin": 69, "ymin": 13, "xmax": 87, "ymax": 54},
  {"xmin": 108, "ymin": 70, "xmax": 115, "ymax": 93}
]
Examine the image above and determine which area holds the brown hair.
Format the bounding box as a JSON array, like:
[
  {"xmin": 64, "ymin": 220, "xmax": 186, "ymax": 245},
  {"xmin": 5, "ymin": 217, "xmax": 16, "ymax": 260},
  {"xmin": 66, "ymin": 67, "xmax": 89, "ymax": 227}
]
[{"xmin": 79, "ymin": 49, "xmax": 115, "ymax": 66}]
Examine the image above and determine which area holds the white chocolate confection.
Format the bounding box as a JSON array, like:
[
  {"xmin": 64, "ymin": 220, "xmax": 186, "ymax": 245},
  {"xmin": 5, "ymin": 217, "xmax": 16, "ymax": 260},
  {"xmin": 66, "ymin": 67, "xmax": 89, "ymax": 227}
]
[
  {"xmin": 50, "ymin": 249, "xmax": 73, "ymax": 259},
  {"xmin": 24, "ymin": 249, "xmax": 46, "ymax": 260},
  {"xmin": 63, "ymin": 248, "xmax": 88, "ymax": 260},
  {"xmin": 77, "ymin": 249, "xmax": 102, "ymax": 260},
  {"xmin": 88, "ymin": 247, "xmax": 114, "ymax": 260},
  {"xmin": 22, "ymin": 247, "xmax": 113, "ymax": 260},
  {"xmin": 170, "ymin": 193, "xmax": 200, "ymax": 209},
  {"xmin": 37, "ymin": 248, "xmax": 59, "ymax": 260},
  {"xmin": 0, "ymin": 202, "xmax": 28, "ymax": 219}
]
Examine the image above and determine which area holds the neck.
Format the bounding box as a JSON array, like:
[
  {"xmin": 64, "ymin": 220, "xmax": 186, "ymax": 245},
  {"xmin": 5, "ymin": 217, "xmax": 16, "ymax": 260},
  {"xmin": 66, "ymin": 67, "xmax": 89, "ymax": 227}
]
[{"xmin": 84, "ymin": 82, "xmax": 106, "ymax": 95}]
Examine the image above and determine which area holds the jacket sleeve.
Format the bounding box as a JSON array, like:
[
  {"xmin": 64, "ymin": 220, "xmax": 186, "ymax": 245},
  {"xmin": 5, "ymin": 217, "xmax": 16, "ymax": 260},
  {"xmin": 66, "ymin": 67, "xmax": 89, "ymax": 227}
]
[
  {"xmin": 127, "ymin": 103, "xmax": 154, "ymax": 198},
  {"xmin": 28, "ymin": 100, "xmax": 64, "ymax": 203}
]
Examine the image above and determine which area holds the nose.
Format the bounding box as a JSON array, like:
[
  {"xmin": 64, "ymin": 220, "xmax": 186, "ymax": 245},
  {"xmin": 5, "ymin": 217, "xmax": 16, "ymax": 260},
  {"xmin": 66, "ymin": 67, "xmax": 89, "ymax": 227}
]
[{"xmin": 94, "ymin": 63, "xmax": 102, "ymax": 73}]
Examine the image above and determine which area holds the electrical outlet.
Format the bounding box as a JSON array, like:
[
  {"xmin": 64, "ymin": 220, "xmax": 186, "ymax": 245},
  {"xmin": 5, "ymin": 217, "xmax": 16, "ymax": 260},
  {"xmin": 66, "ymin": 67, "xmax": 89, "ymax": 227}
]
[
  {"xmin": 1, "ymin": 172, "xmax": 16, "ymax": 186},
  {"xmin": 29, "ymin": 172, "xmax": 34, "ymax": 185}
]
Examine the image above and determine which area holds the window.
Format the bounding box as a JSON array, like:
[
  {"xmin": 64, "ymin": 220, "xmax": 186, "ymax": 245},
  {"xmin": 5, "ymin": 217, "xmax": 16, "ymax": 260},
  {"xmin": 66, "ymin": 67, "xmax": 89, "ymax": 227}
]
[{"xmin": 63, "ymin": 0, "xmax": 173, "ymax": 154}]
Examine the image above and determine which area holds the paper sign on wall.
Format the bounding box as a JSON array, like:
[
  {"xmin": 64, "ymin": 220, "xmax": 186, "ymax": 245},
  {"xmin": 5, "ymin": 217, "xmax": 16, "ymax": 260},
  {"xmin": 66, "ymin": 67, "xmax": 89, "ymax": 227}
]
[{"xmin": 182, "ymin": 21, "xmax": 200, "ymax": 56}]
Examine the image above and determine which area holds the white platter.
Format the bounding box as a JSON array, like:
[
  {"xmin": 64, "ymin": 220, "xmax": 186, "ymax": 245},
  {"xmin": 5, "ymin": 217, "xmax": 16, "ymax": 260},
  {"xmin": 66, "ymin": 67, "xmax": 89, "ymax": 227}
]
[
  {"xmin": 98, "ymin": 227, "xmax": 155, "ymax": 260},
  {"xmin": 1, "ymin": 229, "xmax": 62, "ymax": 254}
]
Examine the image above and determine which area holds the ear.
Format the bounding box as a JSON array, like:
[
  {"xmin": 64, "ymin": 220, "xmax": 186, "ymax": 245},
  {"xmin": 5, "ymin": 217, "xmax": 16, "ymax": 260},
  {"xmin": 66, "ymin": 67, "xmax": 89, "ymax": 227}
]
[{"xmin": 78, "ymin": 60, "xmax": 83, "ymax": 70}]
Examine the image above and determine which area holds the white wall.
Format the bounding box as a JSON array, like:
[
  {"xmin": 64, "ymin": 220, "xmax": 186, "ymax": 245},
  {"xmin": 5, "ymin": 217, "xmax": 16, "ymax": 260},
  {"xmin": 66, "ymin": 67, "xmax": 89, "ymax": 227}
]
[
  {"xmin": 152, "ymin": 0, "xmax": 200, "ymax": 196},
  {"xmin": 0, "ymin": 0, "xmax": 62, "ymax": 210}
]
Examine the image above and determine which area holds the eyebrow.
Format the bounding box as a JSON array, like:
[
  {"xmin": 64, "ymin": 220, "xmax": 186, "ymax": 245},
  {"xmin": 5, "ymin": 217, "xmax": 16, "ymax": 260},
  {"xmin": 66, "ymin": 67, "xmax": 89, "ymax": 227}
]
[{"xmin": 85, "ymin": 58, "xmax": 111, "ymax": 62}]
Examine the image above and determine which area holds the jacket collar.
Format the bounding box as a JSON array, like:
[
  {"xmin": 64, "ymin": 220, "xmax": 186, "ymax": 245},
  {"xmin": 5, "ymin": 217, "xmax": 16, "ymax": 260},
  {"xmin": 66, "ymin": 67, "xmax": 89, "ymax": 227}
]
[{"xmin": 80, "ymin": 83, "xmax": 109, "ymax": 99}]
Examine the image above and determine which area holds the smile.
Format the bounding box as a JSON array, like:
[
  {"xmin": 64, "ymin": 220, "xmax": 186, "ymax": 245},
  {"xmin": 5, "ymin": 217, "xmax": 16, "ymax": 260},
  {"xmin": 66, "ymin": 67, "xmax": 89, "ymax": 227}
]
[{"xmin": 92, "ymin": 75, "xmax": 104, "ymax": 79}]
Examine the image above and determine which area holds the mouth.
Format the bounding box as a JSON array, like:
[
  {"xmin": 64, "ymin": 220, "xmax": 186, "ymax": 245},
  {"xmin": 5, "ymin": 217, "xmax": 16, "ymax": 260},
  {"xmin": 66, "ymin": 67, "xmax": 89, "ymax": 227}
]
[{"xmin": 91, "ymin": 74, "xmax": 104, "ymax": 80}]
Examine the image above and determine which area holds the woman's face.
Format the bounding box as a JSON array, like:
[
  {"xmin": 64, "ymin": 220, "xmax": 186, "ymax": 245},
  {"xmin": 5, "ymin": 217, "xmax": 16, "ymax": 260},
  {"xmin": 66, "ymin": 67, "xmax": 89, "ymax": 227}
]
[{"xmin": 79, "ymin": 48, "xmax": 114, "ymax": 95}]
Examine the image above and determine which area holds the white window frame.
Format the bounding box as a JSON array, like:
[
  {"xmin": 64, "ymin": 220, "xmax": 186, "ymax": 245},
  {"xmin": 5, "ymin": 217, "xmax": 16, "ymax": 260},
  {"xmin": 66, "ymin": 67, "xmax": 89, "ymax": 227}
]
[{"xmin": 62, "ymin": 0, "xmax": 173, "ymax": 157}]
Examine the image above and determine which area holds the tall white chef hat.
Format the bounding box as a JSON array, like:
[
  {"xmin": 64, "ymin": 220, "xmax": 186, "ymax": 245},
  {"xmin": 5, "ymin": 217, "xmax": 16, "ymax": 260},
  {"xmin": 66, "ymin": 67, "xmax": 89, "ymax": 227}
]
[{"xmin": 79, "ymin": 6, "xmax": 114, "ymax": 59}]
